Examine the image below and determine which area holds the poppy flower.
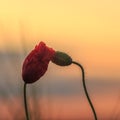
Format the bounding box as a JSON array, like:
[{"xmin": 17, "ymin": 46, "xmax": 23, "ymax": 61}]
[{"xmin": 22, "ymin": 41, "xmax": 55, "ymax": 83}]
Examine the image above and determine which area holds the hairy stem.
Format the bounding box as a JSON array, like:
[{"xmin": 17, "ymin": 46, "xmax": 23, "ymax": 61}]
[
  {"xmin": 24, "ymin": 83, "xmax": 30, "ymax": 120},
  {"xmin": 72, "ymin": 61, "xmax": 97, "ymax": 120}
]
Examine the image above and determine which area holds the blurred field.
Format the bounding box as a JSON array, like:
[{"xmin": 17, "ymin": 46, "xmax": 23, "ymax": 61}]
[{"xmin": 0, "ymin": 52, "xmax": 120, "ymax": 120}]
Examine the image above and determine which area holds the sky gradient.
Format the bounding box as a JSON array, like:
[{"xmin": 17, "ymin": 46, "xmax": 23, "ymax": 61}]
[{"xmin": 0, "ymin": 0, "xmax": 120, "ymax": 81}]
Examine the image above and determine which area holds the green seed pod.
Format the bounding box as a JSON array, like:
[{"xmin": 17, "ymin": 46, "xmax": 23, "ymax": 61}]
[{"xmin": 52, "ymin": 51, "xmax": 72, "ymax": 66}]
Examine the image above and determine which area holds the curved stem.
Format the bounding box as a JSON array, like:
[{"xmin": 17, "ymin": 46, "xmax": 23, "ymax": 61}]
[
  {"xmin": 24, "ymin": 83, "xmax": 30, "ymax": 120},
  {"xmin": 72, "ymin": 61, "xmax": 97, "ymax": 120}
]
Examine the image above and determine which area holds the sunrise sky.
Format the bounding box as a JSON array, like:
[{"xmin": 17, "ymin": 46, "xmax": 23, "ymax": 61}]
[
  {"xmin": 0, "ymin": 0, "xmax": 120, "ymax": 119},
  {"xmin": 0, "ymin": 0, "xmax": 120, "ymax": 80}
]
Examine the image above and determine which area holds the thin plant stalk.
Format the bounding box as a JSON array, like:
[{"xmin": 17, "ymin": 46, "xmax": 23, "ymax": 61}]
[
  {"xmin": 24, "ymin": 83, "xmax": 30, "ymax": 120},
  {"xmin": 72, "ymin": 61, "xmax": 97, "ymax": 120}
]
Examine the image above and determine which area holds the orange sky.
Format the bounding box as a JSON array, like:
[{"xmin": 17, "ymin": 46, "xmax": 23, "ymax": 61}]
[{"xmin": 0, "ymin": 0, "xmax": 120, "ymax": 80}]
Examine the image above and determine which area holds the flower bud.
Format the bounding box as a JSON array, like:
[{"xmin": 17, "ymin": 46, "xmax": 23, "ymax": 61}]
[
  {"xmin": 22, "ymin": 41, "xmax": 55, "ymax": 83},
  {"xmin": 52, "ymin": 51, "xmax": 72, "ymax": 66}
]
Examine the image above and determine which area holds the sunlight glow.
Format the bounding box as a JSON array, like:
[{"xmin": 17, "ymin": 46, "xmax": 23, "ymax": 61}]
[{"xmin": 0, "ymin": 0, "xmax": 120, "ymax": 80}]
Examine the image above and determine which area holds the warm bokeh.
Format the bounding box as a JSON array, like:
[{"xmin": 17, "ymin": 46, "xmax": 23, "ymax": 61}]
[{"xmin": 0, "ymin": 0, "xmax": 120, "ymax": 119}]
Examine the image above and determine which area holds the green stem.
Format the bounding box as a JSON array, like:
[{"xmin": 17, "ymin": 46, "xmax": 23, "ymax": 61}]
[
  {"xmin": 72, "ymin": 61, "xmax": 97, "ymax": 120},
  {"xmin": 24, "ymin": 83, "xmax": 30, "ymax": 120}
]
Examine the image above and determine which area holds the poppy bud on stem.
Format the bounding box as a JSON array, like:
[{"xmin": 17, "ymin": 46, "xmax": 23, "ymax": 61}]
[
  {"xmin": 22, "ymin": 42, "xmax": 56, "ymax": 120},
  {"xmin": 51, "ymin": 51, "xmax": 97, "ymax": 120}
]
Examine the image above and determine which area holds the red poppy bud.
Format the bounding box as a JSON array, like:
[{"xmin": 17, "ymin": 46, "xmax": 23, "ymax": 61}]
[
  {"xmin": 52, "ymin": 51, "xmax": 72, "ymax": 66},
  {"xmin": 22, "ymin": 41, "xmax": 55, "ymax": 83}
]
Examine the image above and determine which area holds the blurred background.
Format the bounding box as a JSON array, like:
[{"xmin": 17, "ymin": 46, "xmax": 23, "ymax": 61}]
[{"xmin": 0, "ymin": 0, "xmax": 120, "ymax": 120}]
